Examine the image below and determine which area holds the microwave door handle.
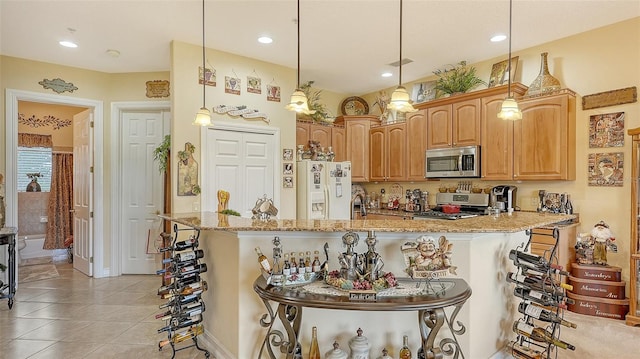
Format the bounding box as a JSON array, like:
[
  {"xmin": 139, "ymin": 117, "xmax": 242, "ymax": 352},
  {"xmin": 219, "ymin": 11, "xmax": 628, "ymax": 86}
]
[{"xmin": 458, "ymin": 153, "xmax": 464, "ymax": 174}]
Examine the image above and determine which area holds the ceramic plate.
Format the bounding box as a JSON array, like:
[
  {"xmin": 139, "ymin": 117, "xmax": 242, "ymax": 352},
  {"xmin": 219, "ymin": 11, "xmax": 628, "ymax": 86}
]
[{"xmin": 340, "ymin": 96, "xmax": 369, "ymax": 116}]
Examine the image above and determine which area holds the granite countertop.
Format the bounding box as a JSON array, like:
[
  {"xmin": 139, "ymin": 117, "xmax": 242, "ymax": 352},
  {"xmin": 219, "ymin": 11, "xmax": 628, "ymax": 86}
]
[{"xmin": 159, "ymin": 211, "xmax": 577, "ymax": 233}]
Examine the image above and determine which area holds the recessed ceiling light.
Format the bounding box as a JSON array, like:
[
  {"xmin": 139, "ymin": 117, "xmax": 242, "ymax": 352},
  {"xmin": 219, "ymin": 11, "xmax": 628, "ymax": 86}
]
[
  {"xmin": 381, "ymin": 72, "xmax": 393, "ymax": 78},
  {"xmin": 491, "ymin": 34, "xmax": 507, "ymax": 42},
  {"xmin": 258, "ymin": 36, "xmax": 273, "ymax": 44},
  {"xmin": 106, "ymin": 49, "xmax": 120, "ymax": 58},
  {"xmin": 59, "ymin": 40, "xmax": 78, "ymax": 48}
]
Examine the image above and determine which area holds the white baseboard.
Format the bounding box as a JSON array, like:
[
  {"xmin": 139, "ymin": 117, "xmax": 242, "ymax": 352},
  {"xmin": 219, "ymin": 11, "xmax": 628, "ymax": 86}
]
[{"xmin": 197, "ymin": 329, "xmax": 235, "ymax": 359}]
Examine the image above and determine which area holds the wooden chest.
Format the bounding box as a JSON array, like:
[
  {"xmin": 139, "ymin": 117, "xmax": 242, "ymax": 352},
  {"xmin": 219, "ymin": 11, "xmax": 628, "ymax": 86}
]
[
  {"xmin": 566, "ymin": 291, "xmax": 629, "ymax": 320},
  {"xmin": 567, "ymin": 275, "xmax": 625, "ymax": 299},
  {"xmin": 570, "ymin": 262, "xmax": 621, "ymax": 282}
]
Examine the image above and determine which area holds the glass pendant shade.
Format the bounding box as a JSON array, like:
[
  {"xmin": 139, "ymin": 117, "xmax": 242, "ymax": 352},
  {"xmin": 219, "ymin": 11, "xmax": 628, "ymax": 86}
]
[
  {"xmin": 497, "ymin": 97, "xmax": 522, "ymax": 120},
  {"xmin": 388, "ymin": 86, "xmax": 417, "ymax": 113},
  {"xmin": 285, "ymin": 89, "xmax": 316, "ymax": 114},
  {"xmin": 193, "ymin": 107, "xmax": 212, "ymax": 126}
]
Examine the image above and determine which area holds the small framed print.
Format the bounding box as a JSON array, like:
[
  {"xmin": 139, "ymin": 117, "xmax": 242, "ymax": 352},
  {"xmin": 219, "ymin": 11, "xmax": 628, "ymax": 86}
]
[
  {"xmin": 588, "ymin": 152, "xmax": 624, "ymax": 187},
  {"xmin": 283, "ymin": 148, "xmax": 293, "ymax": 161},
  {"xmin": 411, "ymin": 81, "xmax": 436, "ymax": 103},
  {"xmin": 488, "ymin": 56, "xmax": 519, "ymax": 88},
  {"xmin": 283, "ymin": 176, "xmax": 294, "ymax": 188},
  {"xmin": 283, "ymin": 163, "xmax": 294, "ymax": 175}
]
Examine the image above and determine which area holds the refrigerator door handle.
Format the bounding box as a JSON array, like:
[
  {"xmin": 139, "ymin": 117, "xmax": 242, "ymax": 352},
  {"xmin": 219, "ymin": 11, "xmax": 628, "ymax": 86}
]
[{"xmin": 323, "ymin": 186, "xmax": 330, "ymax": 219}]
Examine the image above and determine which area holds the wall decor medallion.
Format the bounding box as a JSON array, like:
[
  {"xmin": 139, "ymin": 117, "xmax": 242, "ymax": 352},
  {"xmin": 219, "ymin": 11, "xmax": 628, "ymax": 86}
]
[
  {"xmin": 145, "ymin": 80, "xmax": 170, "ymax": 98},
  {"xmin": 582, "ymin": 86, "xmax": 637, "ymax": 110},
  {"xmin": 38, "ymin": 78, "xmax": 78, "ymax": 93},
  {"xmin": 340, "ymin": 96, "xmax": 369, "ymax": 116},
  {"xmin": 225, "ymin": 76, "xmax": 241, "ymax": 95},
  {"xmin": 213, "ymin": 105, "xmax": 269, "ymax": 124},
  {"xmin": 18, "ymin": 113, "xmax": 71, "ymax": 129},
  {"xmin": 589, "ymin": 112, "xmax": 625, "ymax": 148},
  {"xmin": 588, "ymin": 152, "xmax": 624, "ymax": 187},
  {"xmin": 488, "ymin": 56, "xmax": 519, "ymax": 88}
]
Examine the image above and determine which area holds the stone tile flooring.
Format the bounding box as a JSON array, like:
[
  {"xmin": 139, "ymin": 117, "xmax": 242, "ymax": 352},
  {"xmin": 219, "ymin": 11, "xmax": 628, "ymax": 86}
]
[{"xmin": 1, "ymin": 262, "xmax": 208, "ymax": 359}]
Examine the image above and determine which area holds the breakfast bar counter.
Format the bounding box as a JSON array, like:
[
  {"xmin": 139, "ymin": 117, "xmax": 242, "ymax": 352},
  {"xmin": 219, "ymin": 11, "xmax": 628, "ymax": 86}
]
[{"xmin": 159, "ymin": 211, "xmax": 576, "ymax": 359}]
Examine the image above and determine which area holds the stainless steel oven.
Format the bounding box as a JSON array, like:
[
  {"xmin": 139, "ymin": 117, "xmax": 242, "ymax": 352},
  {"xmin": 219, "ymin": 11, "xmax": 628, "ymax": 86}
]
[{"xmin": 425, "ymin": 145, "xmax": 480, "ymax": 178}]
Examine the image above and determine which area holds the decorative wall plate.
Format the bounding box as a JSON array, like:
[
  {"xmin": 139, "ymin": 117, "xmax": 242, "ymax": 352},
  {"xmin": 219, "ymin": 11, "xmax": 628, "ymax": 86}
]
[{"xmin": 340, "ymin": 96, "xmax": 369, "ymax": 116}]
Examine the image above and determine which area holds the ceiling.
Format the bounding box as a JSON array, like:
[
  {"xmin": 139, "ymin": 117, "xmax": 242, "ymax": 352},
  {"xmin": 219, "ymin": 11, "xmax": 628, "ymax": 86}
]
[{"xmin": 1, "ymin": 1, "xmax": 639, "ymax": 95}]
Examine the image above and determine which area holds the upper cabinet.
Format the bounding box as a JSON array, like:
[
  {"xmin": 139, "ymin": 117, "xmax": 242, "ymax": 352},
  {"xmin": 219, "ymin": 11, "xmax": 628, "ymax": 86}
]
[
  {"xmin": 334, "ymin": 115, "xmax": 381, "ymax": 182},
  {"xmin": 370, "ymin": 122, "xmax": 407, "ymax": 182},
  {"xmin": 426, "ymin": 98, "xmax": 481, "ymax": 149},
  {"xmin": 406, "ymin": 110, "xmax": 428, "ymax": 181},
  {"xmin": 480, "ymin": 87, "xmax": 576, "ymax": 181},
  {"xmin": 296, "ymin": 121, "xmax": 345, "ymax": 161}
]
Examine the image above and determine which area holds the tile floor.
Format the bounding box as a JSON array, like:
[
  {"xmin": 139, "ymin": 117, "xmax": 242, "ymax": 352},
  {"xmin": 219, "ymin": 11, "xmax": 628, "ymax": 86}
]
[{"xmin": 1, "ymin": 261, "xmax": 210, "ymax": 359}]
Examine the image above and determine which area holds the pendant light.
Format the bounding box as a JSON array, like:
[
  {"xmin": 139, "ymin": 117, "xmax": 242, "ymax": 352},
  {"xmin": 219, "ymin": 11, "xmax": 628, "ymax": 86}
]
[
  {"xmin": 285, "ymin": 0, "xmax": 315, "ymax": 115},
  {"xmin": 193, "ymin": 0, "xmax": 212, "ymax": 126},
  {"xmin": 387, "ymin": 0, "xmax": 417, "ymax": 113},
  {"xmin": 497, "ymin": 0, "xmax": 522, "ymax": 120}
]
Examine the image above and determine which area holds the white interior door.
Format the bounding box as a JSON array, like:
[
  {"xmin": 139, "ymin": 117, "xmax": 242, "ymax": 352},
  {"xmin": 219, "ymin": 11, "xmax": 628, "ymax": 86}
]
[
  {"xmin": 73, "ymin": 109, "xmax": 93, "ymax": 276},
  {"xmin": 121, "ymin": 110, "xmax": 165, "ymax": 274},
  {"xmin": 204, "ymin": 127, "xmax": 275, "ymax": 217}
]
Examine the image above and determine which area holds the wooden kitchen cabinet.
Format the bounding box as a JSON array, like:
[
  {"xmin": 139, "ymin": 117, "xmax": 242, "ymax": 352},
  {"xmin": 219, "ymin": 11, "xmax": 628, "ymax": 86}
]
[
  {"xmin": 426, "ymin": 98, "xmax": 481, "ymax": 149},
  {"xmin": 334, "ymin": 115, "xmax": 381, "ymax": 182},
  {"xmin": 406, "ymin": 110, "xmax": 428, "ymax": 181},
  {"xmin": 480, "ymin": 86, "xmax": 574, "ymax": 181},
  {"xmin": 514, "ymin": 91, "xmax": 576, "ymax": 180},
  {"xmin": 626, "ymin": 127, "xmax": 640, "ymax": 326},
  {"xmin": 296, "ymin": 121, "xmax": 345, "ymax": 161},
  {"xmin": 529, "ymin": 225, "xmax": 578, "ymax": 276},
  {"xmin": 370, "ymin": 122, "xmax": 407, "ymax": 182}
]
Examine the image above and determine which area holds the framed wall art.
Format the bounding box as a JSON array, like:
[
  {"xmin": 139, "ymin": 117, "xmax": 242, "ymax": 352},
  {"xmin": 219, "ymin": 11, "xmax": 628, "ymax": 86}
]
[
  {"xmin": 283, "ymin": 148, "xmax": 293, "ymax": 161},
  {"xmin": 283, "ymin": 176, "xmax": 294, "ymax": 188},
  {"xmin": 488, "ymin": 56, "xmax": 518, "ymax": 88},
  {"xmin": 588, "ymin": 152, "xmax": 624, "ymax": 187},
  {"xmin": 411, "ymin": 81, "xmax": 436, "ymax": 104},
  {"xmin": 589, "ymin": 112, "xmax": 625, "ymax": 148}
]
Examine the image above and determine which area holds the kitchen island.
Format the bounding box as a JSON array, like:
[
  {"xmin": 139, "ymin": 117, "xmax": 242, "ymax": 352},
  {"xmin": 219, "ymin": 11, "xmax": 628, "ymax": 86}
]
[{"xmin": 159, "ymin": 211, "xmax": 576, "ymax": 359}]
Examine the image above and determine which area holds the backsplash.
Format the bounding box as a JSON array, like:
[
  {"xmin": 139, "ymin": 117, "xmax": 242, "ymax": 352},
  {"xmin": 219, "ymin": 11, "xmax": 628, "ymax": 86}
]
[{"xmin": 18, "ymin": 192, "xmax": 49, "ymax": 235}]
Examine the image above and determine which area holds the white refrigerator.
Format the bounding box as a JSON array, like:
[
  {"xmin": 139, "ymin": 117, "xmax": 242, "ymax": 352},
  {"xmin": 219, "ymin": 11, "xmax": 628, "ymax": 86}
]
[{"xmin": 296, "ymin": 161, "xmax": 352, "ymax": 220}]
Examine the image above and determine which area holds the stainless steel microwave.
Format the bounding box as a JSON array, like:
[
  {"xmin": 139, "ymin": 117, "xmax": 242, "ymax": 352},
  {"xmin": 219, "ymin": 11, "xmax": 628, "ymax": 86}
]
[{"xmin": 425, "ymin": 145, "xmax": 480, "ymax": 178}]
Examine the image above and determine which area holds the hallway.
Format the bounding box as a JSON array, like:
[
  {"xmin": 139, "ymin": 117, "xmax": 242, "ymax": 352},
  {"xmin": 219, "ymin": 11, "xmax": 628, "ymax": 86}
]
[{"xmin": 0, "ymin": 262, "xmax": 206, "ymax": 358}]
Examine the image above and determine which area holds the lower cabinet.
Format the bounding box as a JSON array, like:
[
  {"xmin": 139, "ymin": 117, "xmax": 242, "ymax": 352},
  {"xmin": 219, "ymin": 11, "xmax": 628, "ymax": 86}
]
[{"xmin": 529, "ymin": 224, "xmax": 578, "ymax": 275}]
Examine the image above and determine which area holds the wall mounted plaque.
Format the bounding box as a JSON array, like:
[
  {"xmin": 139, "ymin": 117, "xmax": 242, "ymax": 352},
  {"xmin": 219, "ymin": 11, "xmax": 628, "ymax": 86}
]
[
  {"xmin": 38, "ymin": 78, "xmax": 78, "ymax": 93},
  {"xmin": 582, "ymin": 86, "xmax": 637, "ymax": 110},
  {"xmin": 145, "ymin": 80, "xmax": 170, "ymax": 98}
]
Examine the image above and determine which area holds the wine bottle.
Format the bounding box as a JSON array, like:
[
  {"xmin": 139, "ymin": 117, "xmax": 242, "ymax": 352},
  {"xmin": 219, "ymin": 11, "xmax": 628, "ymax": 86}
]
[
  {"xmin": 304, "ymin": 251, "xmax": 312, "ymax": 273},
  {"xmin": 509, "ymin": 249, "xmax": 567, "ymax": 275},
  {"xmin": 508, "ymin": 342, "xmax": 542, "ymax": 359},
  {"xmin": 512, "ymin": 321, "xmax": 575, "ymax": 350},
  {"xmin": 255, "ymin": 247, "xmax": 272, "ymax": 273},
  {"xmin": 309, "ymin": 326, "xmax": 321, "ymax": 359},
  {"xmin": 158, "ymin": 324, "xmax": 204, "ymax": 349},
  {"xmin": 161, "ymin": 281, "xmax": 208, "ymax": 299},
  {"xmin": 283, "ymin": 253, "xmax": 291, "ymax": 276},
  {"xmin": 164, "ymin": 263, "xmax": 208, "ymax": 280},
  {"xmin": 507, "ymin": 272, "xmax": 569, "ymax": 296},
  {"xmin": 157, "ymin": 314, "xmax": 203, "ymax": 333},
  {"xmin": 399, "ymin": 335, "xmax": 411, "ymax": 359},
  {"xmin": 312, "ymin": 250, "xmax": 321, "ymax": 272},
  {"xmin": 162, "ymin": 249, "xmax": 204, "ymax": 264},
  {"xmin": 159, "ymin": 292, "xmax": 202, "ymax": 309},
  {"xmin": 158, "ymin": 274, "xmax": 201, "ymax": 294},
  {"xmin": 298, "ymin": 252, "xmax": 306, "ymax": 274},
  {"xmin": 513, "ymin": 287, "xmax": 574, "ymax": 308},
  {"xmin": 159, "ymin": 235, "xmax": 198, "ymax": 252},
  {"xmin": 156, "ymin": 301, "xmax": 205, "ymax": 321},
  {"xmin": 290, "ymin": 253, "xmax": 298, "ymax": 274},
  {"xmin": 518, "ymin": 302, "xmax": 577, "ymax": 328}
]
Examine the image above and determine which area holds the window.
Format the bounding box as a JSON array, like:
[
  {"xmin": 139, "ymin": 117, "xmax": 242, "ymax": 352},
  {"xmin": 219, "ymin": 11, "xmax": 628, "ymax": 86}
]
[{"xmin": 17, "ymin": 146, "xmax": 52, "ymax": 192}]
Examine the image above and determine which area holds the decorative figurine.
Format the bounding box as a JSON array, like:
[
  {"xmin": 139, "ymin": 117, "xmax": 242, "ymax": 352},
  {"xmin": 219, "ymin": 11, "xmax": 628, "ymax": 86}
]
[
  {"xmin": 575, "ymin": 220, "xmax": 617, "ymax": 266},
  {"xmin": 363, "ymin": 232, "xmax": 384, "ymax": 281},
  {"xmin": 401, "ymin": 235, "xmax": 456, "ymax": 278},
  {"xmin": 338, "ymin": 231, "xmax": 360, "ymax": 281}
]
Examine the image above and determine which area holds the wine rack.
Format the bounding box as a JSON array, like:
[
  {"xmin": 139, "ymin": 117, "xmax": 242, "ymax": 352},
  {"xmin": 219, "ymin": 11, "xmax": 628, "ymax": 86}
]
[
  {"xmin": 156, "ymin": 224, "xmax": 210, "ymax": 358},
  {"xmin": 508, "ymin": 227, "xmax": 577, "ymax": 359}
]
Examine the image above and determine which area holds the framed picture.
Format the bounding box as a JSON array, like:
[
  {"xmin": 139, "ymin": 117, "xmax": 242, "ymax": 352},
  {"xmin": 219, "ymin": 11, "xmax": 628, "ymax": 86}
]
[
  {"xmin": 488, "ymin": 56, "xmax": 519, "ymax": 88},
  {"xmin": 282, "ymin": 148, "xmax": 293, "ymax": 161},
  {"xmin": 283, "ymin": 176, "xmax": 294, "ymax": 188},
  {"xmin": 589, "ymin": 112, "xmax": 625, "ymax": 148},
  {"xmin": 588, "ymin": 152, "xmax": 624, "ymax": 187},
  {"xmin": 283, "ymin": 162, "xmax": 294, "ymax": 175},
  {"xmin": 411, "ymin": 81, "xmax": 437, "ymax": 104}
]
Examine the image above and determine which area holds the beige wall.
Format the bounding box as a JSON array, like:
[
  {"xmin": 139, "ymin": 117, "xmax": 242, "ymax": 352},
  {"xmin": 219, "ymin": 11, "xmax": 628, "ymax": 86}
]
[
  {"xmin": 360, "ymin": 17, "xmax": 640, "ymax": 282},
  {"xmin": 170, "ymin": 41, "xmax": 299, "ymax": 217},
  {"xmin": 18, "ymin": 101, "xmax": 83, "ymax": 149},
  {"xmin": 1, "ymin": 54, "xmax": 170, "ymax": 273}
]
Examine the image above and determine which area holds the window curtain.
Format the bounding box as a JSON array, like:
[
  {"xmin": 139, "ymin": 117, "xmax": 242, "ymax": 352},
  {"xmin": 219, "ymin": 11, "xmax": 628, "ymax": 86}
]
[
  {"xmin": 44, "ymin": 153, "xmax": 73, "ymax": 249},
  {"xmin": 18, "ymin": 133, "xmax": 53, "ymax": 148}
]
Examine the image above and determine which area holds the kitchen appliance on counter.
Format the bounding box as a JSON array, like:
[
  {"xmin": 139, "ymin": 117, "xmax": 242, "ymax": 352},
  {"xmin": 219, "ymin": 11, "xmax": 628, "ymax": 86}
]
[
  {"xmin": 297, "ymin": 161, "xmax": 352, "ymax": 220},
  {"xmin": 425, "ymin": 145, "xmax": 480, "ymax": 178},
  {"xmin": 491, "ymin": 185, "xmax": 518, "ymax": 212},
  {"xmin": 413, "ymin": 192, "xmax": 489, "ymax": 220}
]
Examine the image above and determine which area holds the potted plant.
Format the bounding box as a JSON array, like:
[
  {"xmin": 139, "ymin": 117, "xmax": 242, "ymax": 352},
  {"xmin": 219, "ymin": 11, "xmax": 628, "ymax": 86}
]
[
  {"xmin": 299, "ymin": 81, "xmax": 334, "ymax": 124},
  {"xmin": 433, "ymin": 61, "xmax": 486, "ymax": 96},
  {"xmin": 153, "ymin": 135, "xmax": 171, "ymax": 173}
]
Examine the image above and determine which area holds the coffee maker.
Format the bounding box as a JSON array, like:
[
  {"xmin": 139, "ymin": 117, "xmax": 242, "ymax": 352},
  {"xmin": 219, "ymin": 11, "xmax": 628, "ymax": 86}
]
[{"xmin": 491, "ymin": 185, "xmax": 517, "ymax": 211}]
